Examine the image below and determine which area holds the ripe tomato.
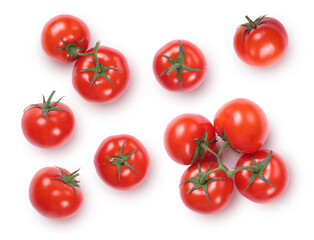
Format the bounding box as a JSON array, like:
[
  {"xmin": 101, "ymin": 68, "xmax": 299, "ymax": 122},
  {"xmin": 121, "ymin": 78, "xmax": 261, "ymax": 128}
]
[
  {"xmin": 234, "ymin": 15, "xmax": 288, "ymax": 67},
  {"xmin": 234, "ymin": 150, "xmax": 288, "ymax": 203},
  {"xmin": 72, "ymin": 44, "xmax": 130, "ymax": 103},
  {"xmin": 29, "ymin": 167, "xmax": 83, "ymax": 219},
  {"xmin": 153, "ymin": 40, "xmax": 207, "ymax": 92},
  {"xmin": 21, "ymin": 91, "xmax": 75, "ymax": 149},
  {"xmin": 94, "ymin": 135, "xmax": 150, "ymax": 190},
  {"xmin": 164, "ymin": 113, "xmax": 216, "ymax": 165},
  {"xmin": 214, "ymin": 98, "xmax": 268, "ymax": 154},
  {"xmin": 41, "ymin": 14, "xmax": 90, "ymax": 63},
  {"xmin": 180, "ymin": 161, "xmax": 234, "ymax": 214}
]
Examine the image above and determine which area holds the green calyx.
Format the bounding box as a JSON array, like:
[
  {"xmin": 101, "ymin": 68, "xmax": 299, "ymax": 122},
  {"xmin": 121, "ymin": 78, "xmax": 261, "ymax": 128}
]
[
  {"xmin": 199, "ymin": 140, "xmax": 234, "ymax": 178},
  {"xmin": 192, "ymin": 132, "xmax": 217, "ymax": 165},
  {"xmin": 159, "ymin": 40, "xmax": 203, "ymax": 92},
  {"xmin": 55, "ymin": 37, "xmax": 92, "ymax": 62},
  {"xmin": 240, "ymin": 15, "xmax": 269, "ymax": 41},
  {"xmin": 104, "ymin": 140, "xmax": 138, "ymax": 182},
  {"xmin": 201, "ymin": 140, "xmax": 276, "ymax": 189},
  {"xmin": 25, "ymin": 90, "xmax": 67, "ymax": 121},
  {"xmin": 50, "ymin": 167, "xmax": 81, "ymax": 200},
  {"xmin": 180, "ymin": 162, "xmax": 224, "ymax": 203},
  {"xmin": 78, "ymin": 41, "xmax": 120, "ymax": 88},
  {"xmin": 235, "ymin": 151, "xmax": 276, "ymax": 192}
]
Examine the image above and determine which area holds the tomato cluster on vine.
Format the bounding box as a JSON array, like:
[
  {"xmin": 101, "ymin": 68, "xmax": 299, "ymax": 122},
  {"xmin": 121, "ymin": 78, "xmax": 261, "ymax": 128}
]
[
  {"xmin": 164, "ymin": 99, "xmax": 289, "ymax": 214},
  {"xmin": 22, "ymin": 13, "xmax": 289, "ymax": 219}
]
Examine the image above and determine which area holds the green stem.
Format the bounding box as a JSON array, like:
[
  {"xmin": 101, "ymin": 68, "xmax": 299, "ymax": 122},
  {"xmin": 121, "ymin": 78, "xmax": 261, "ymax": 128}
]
[
  {"xmin": 218, "ymin": 140, "xmax": 230, "ymax": 157},
  {"xmin": 167, "ymin": 63, "xmax": 181, "ymax": 75},
  {"xmin": 200, "ymin": 138, "xmax": 265, "ymax": 179},
  {"xmin": 200, "ymin": 143, "xmax": 233, "ymax": 178},
  {"xmin": 201, "ymin": 143, "xmax": 218, "ymax": 158},
  {"xmin": 77, "ymin": 51, "xmax": 94, "ymax": 56},
  {"xmin": 111, "ymin": 157, "xmax": 124, "ymax": 164},
  {"xmin": 199, "ymin": 165, "xmax": 223, "ymax": 184},
  {"xmin": 233, "ymin": 165, "xmax": 260, "ymax": 174},
  {"xmin": 93, "ymin": 41, "xmax": 101, "ymax": 72}
]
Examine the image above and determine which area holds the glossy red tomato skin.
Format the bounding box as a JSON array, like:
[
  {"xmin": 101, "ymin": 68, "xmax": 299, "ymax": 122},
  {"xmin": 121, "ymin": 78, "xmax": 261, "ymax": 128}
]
[
  {"xmin": 164, "ymin": 113, "xmax": 216, "ymax": 165},
  {"xmin": 21, "ymin": 102, "xmax": 75, "ymax": 149},
  {"xmin": 234, "ymin": 150, "xmax": 289, "ymax": 203},
  {"xmin": 234, "ymin": 17, "xmax": 288, "ymax": 67},
  {"xmin": 153, "ymin": 39, "xmax": 207, "ymax": 92},
  {"xmin": 94, "ymin": 135, "xmax": 150, "ymax": 190},
  {"xmin": 29, "ymin": 167, "xmax": 83, "ymax": 219},
  {"xmin": 214, "ymin": 98, "xmax": 268, "ymax": 154},
  {"xmin": 41, "ymin": 14, "xmax": 90, "ymax": 63},
  {"xmin": 72, "ymin": 46, "xmax": 130, "ymax": 103},
  {"xmin": 180, "ymin": 161, "xmax": 234, "ymax": 214}
]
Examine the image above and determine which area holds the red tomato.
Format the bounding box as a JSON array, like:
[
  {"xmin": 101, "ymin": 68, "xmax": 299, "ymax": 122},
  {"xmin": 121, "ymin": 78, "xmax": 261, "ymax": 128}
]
[
  {"xmin": 72, "ymin": 45, "xmax": 130, "ymax": 103},
  {"xmin": 164, "ymin": 113, "xmax": 216, "ymax": 165},
  {"xmin": 180, "ymin": 161, "xmax": 234, "ymax": 214},
  {"xmin": 94, "ymin": 135, "xmax": 150, "ymax": 190},
  {"xmin": 21, "ymin": 91, "xmax": 75, "ymax": 149},
  {"xmin": 153, "ymin": 40, "xmax": 207, "ymax": 92},
  {"xmin": 214, "ymin": 98, "xmax": 268, "ymax": 154},
  {"xmin": 234, "ymin": 15, "xmax": 288, "ymax": 67},
  {"xmin": 41, "ymin": 14, "xmax": 90, "ymax": 63},
  {"xmin": 234, "ymin": 150, "xmax": 288, "ymax": 203},
  {"xmin": 29, "ymin": 167, "xmax": 83, "ymax": 219}
]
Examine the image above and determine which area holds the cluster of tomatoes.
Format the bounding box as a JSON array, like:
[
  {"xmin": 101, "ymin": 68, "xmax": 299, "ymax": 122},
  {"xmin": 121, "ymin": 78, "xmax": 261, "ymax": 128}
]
[
  {"xmin": 165, "ymin": 99, "xmax": 288, "ymax": 214},
  {"xmin": 22, "ymin": 13, "xmax": 289, "ymax": 219}
]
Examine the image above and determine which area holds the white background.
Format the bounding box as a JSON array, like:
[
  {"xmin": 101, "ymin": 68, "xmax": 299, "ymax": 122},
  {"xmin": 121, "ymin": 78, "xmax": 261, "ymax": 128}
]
[{"xmin": 1, "ymin": 0, "xmax": 312, "ymax": 239}]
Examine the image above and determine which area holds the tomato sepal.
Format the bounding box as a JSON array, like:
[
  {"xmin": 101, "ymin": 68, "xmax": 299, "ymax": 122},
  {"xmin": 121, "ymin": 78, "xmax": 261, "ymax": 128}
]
[
  {"xmin": 235, "ymin": 151, "xmax": 276, "ymax": 191},
  {"xmin": 192, "ymin": 132, "xmax": 217, "ymax": 165},
  {"xmin": 216, "ymin": 126, "xmax": 244, "ymax": 154},
  {"xmin": 240, "ymin": 15, "xmax": 271, "ymax": 41},
  {"xmin": 77, "ymin": 41, "xmax": 121, "ymax": 88},
  {"xmin": 24, "ymin": 90, "xmax": 68, "ymax": 121},
  {"xmin": 50, "ymin": 166, "xmax": 81, "ymax": 199},
  {"xmin": 180, "ymin": 162, "xmax": 225, "ymax": 203},
  {"xmin": 54, "ymin": 37, "xmax": 89, "ymax": 62},
  {"xmin": 104, "ymin": 140, "xmax": 139, "ymax": 182}
]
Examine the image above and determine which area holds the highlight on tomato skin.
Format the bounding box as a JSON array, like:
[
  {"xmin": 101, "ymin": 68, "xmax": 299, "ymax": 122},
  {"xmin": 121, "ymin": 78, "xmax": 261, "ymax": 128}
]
[
  {"xmin": 41, "ymin": 14, "xmax": 90, "ymax": 63},
  {"xmin": 233, "ymin": 15, "xmax": 288, "ymax": 68},
  {"xmin": 234, "ymin": 149, "xmax": 289, "ymax": 203},
  {"xmin": 214, "ymin": 98, "xmax": 268, "ymax": 154}
]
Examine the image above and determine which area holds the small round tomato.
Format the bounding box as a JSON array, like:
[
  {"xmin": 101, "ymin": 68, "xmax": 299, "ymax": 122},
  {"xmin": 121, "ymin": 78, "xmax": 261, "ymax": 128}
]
[
  {"xmin": 72, "ymin": 43, "xmax": 130, "ymax": 103},
  {"xmin": 164, "ymin": 113, "xmax": 216, "ymax": 165},
  {"xmin": 41, "ymin": 14, "xmax": 90, "ymax": 63},
  {"xmin": 234, "ymin": 150, "xmax": 288, "ymax": 203},
  {"xmin": 153, "ymin": 40, "xmax": 207, "ymax": 92},
  {"xmin": 29, "ymin": 166, "xmax": 83, "ymax": 219},
  {"xmin": 214, "ymin": 98, "xmax": 268, "ymax": 154},
  {"xmin": 180, "ymin": 161, "xmax": 234, "ymax": 214},
  {"xmin": 21, "ymin": 91, "xmax": 75, "ymax": 149},
  {"xmin": 234, "ymin": 15, "xmax": 288, "ymax": 67},
  {"xmin": 94, "ymin": 135, "xmax": 150, "ymax": 190}
]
